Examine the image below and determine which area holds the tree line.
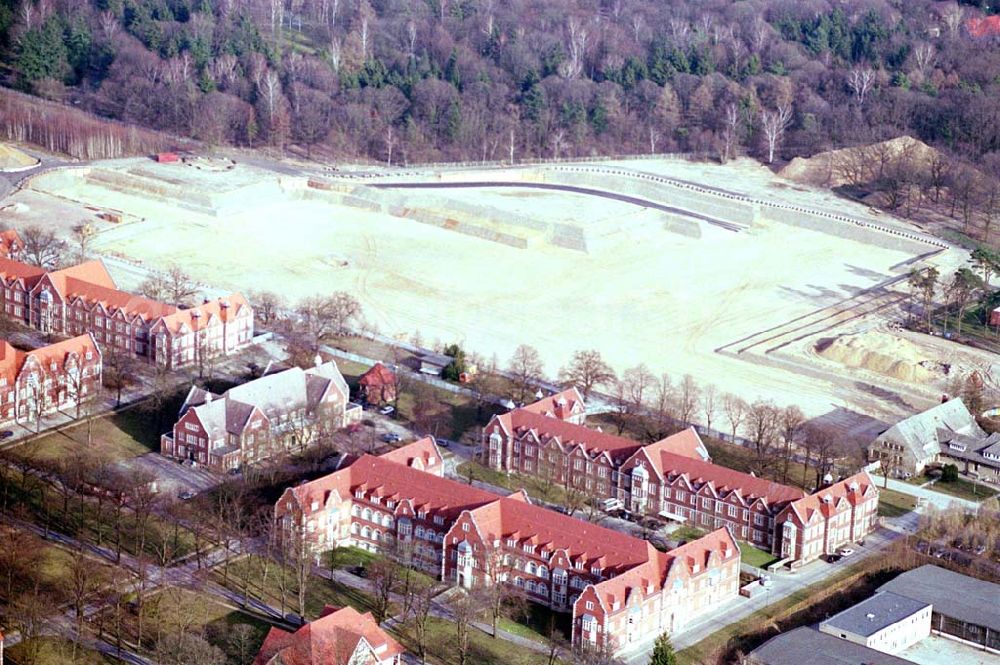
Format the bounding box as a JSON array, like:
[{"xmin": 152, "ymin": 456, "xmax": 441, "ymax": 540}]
[{"xmin": 3, "ymin": 0, "xmax": 1000, "ymax": 173}]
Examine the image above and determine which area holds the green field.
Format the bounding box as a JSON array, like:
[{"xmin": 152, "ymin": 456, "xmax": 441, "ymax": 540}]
[
  {"xmin": 455, "ymin": 460, "xmax": 569, "ymax": 505},
  {"xmin": 739, "ymin": 543, "xmax": 780, "ymax": 569},
  {"xmin": 5, "ymin": 637, "xmax": 116, "ymax": 665},
  {"xmin": 878, "ymin": 488, "xmax": 918, "ymax": 517}
]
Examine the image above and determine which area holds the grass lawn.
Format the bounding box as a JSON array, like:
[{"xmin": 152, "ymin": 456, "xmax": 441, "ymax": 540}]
[
  {"xmin": 925, "ymin": 477, "xmax": 998, "ymax": 502},
  {"xmin": 455, "ymin": 460, "xmax": 569, "ymax": 505},
  {"xmin": 328, "ymin": 545, "xmax": 379, "ymax": 570},
  {"xmin": 334, "ymin": 358, "xmax": 373, "ymax": 387},
  {"xmin": 217, "ymin": 556, "xmax": 382, "ymax": 621},
  {"xmin": 391, "ymin": 616, "xmax": 553, "ymax": 665},
  {"xmin": 497, "ymin": 602, "xmax": 572, "ymax": 643},
  {"xmin": 394, "ymin": 389, "xmax": 496, "ymax": 442},
  {"xmin": 142, "ymin": 587, "xmax": 271, "ymax": 658},
  {"xmin": 878, "ymin": 488, "xmax": 918, "ymax": 518},
  {"xmin": 19, "ymin": 408, "xmax": 161, "ymax": 463},
  {"xmin": 739, "ymin": 543, "xmax": 779, "ymax": 569},
  {"xmin": 6, "ymin": 637, "xmax": 116, "ymax": 665},
  {"xmin": 670, "ymin": 525, "xmax": 707, "ymax": 543}
]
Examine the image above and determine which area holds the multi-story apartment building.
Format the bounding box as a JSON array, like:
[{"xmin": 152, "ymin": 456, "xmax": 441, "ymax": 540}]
[
  {"xmin": 485, "ymin": 391, "xmax": 879, "ymax": 564},
  {"xmin": 0, "ymin": 257, "xmax": 253, "ymax": 370},
  {"xmin": 0, "ymin": 334, "xmax": 102, "ymax": 425},
  {"xmin": 276, "ymin": 437, "xmax": 740, "ymax": 654},
  {"xmin": 160, "ymin": 358, "xmax": 360, "ymax": 471}
]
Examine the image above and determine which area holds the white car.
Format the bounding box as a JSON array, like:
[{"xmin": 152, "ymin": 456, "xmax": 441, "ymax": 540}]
[
  {"xmin": 379, "ymin": 406, "xmax": 395, "ymax": 416},
  {"xmin": 837, "ymin": 546, "xmax": 856, "ymax": 557}
]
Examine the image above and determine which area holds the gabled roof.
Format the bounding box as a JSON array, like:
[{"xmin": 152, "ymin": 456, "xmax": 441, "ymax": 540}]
[
  {"xmin": 0, "ymin": 334, "xmax": 99, "ymax": 385},
  {"xmin": 0, "ymin": 229, "xmax": 24, "ymax": 256},
  {"xmin": 63, "ymin": 277, "xmax": 177, "ymax": 320},
  {"xmin": 49, "ymin": 260, "xmax": 117, "ymax": 293},
  {"xmin": 379, "ymin": 436, "xmax": 443, "ymax": 474},
  {"xmin": 0, "ymin": 256, "xmax": 46, "ymax": 286},
  {"xmin": 966, "ymin": 15, "xmax": 1000, "ymax": 39},
  {"xmin": 782, "ymin": 471, "xmax": 876, "ymax": 523},
  {"xmin": 156, "ymin": 293, "xmax": 250, "ymax": 333},
  {"xmin": 876, "ymin": 398, "xmax": 982, "ymax": 461},
  {"xmin": 253, "ymin": 604, "xmax": 405, "ymax": 665},
  {"xmin": 520, "ymin": 387, "xmax": 586, "ymax": 421},
  {"xmin": 497, "ymin": 408, "xmax": 641, "ymax": 459},
  {"xmin": 359, "ymin": 362, "xmax": 396, "ymax": 387},
  {"xmin": 658, "ymin": 450, "xmax": 804, "ymax": 505},
  {"xmin": 644, "ymin": 427, "xmax": 711, "ymax": 464},
  {"xmin": 585, "ymin": 528, "xmax": 738, "ymax": 611},
  {"xmin": 467, "ymin": 495, "xmax": 655, "ymax": 575}
]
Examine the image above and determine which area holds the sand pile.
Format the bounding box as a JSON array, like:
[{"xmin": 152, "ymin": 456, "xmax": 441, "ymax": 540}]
[
  {"xmin": 0, "ymin": 144, "xmax": 39, "ymax": 171},
  {"xmin": 816, "ymin": 331, "xmax": 939, "ymax": 383},
  {"xmin": 780, "ymin": 136, "xmax": 941, "ymax": 188}
]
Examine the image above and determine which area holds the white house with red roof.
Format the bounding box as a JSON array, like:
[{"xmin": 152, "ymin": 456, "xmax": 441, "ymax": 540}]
[
  {"xmin": 253, "ymin": 604, "xmax": 405, "ymax": 665},
  {"xmin": 0, "ymin": 256, "xmax": 252, "ymax": 370},
  {"xmin": 274, "ymin": 436, "xmax": 740, "ymax": 654}
]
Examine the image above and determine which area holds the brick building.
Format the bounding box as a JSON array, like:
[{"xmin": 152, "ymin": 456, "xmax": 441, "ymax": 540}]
[
  {"xmin": 160, "ymin": 358, "xmax": 360, "ymax": 471},
  {"xmin": 275, "ymin": 437, "xmax": 740, "ymax": 654},
  {"xmin": 358, "ymin": 362, "xmax": 397, "ymax": 405},
  {"xmin": 0, "ymin": 257, "xmax": 252, "ymax": 370},
  {"xmin": 0, "ymin": 334, "xmax": 102, "ymax": 425},
  {"xmin": 485, "ymin": 391, "xmax": 879, "ymax": 564},
  {"xmin": 254, "ymin": 604, "xmax": 405, "ymax": 665},
  {"xmin": 0, "ymin": 229, "xmax": 24, "ymax": 261}
]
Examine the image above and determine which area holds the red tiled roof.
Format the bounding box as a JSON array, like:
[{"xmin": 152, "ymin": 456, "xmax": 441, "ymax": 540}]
[
  {"xmin": 967, "ymin": 16, "xmax": 1000, "ymax": 38},
  {"xmin": 378, "ymin": 436, "xmax": 442, "ymax": 474},
  {"xmin": 0, "ymin": 256, "xmax": 46, "ymax": 285},
  {"xmin": 0, "ymin": 334, "xmax": 98, "ymax": 384},
  {"xmin": 468, "ymin": 496, "xmax": 654, "ymax": 574},
  {"xmin": 645, "ymin": 427, "xmax": 711, "ymax": 462},
  {"xmin": 499, "ymin": 409, "xmax": 642, "ymax": 458},
  {"xmin": 784, "ymin": 471, "xmax": 877, "ymax": 523},
  {"xmin": 49, "ymin": 260, "xmax": 117, "ymax": 293},
  {"xmin": 586, "ymin": 527, "xmax": 738, "ymax": 610},
  {"xmin": 253, "ymin": 605, "xmax": 404, "ymax": 665},
  {"xmin": 64, "ymin": 277, "xmax": 177, "ymax": 321},
  {"xmin": 0, "ymin": 229, "xmax": 23, "ymax": 256},
  {"xmin": 520, "ymin": 387, "xmax": 585, "ymax": 421},
  {"xmin": 359, "ymin": 362, "xmax": 396, "ymax": 387},
  {"xmin": 656, "ymin": 449, "xmax": 804, "ymax": 505},
  {"xmin": 157, "ymin": 293, "xmax": 250, "ymax": 333},
  {"xmin": 292, "ymin": 452, "xmax": 498, "ymax": 520}
]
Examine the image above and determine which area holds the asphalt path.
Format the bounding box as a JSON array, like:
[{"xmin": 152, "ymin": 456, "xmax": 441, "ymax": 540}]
[{"xmin": 370, "ymin": 181, "xmax": 745, "ymax": 232}]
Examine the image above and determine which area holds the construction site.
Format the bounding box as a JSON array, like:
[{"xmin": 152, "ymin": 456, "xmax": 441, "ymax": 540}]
[{"xmin": 1, "ymin": 148, "xmax": 989, "ymax": 440}]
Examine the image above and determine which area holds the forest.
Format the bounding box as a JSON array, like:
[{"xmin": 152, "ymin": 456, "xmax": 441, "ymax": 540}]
[{"xmin": 1, "ymin": 0, "xmax": 1000, "ymax": 168}]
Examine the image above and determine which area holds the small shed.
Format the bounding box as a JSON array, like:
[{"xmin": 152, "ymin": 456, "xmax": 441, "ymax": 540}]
[
  {"xmin": 418, "ymin": 351, "xmax": 452, "ymax": 376},
  {"xmin": 990, "ymin": 306, "xmax": 1000, "ymax": 327},
  {"xmin": 156, "ymin": 152, "xmax": 180, "ymax": 163},
  {"xmin": 359, "ymin": 362, "xmax": 397, "ymax": 405}
]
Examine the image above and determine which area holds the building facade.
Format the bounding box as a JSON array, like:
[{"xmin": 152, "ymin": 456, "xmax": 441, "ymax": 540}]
[
  {"xmin": 0, "ymin": 257, "xmax": 253, "ymax": 370},
  {"xmin": 868, "ymin": 398, "xmax": 980, "ymax": 478},
  {"xmin": 485, "ymin": 391, "xmax": 879, "ymax": 564},
  {"xmin": 275, "ymin": 437, "xmax": 740, "ymax": 654},
  {"xmin": 819, "ymin": 591, "xmax": 931, "ymax": 654},
  {"xmin": 160, "ymin": 358, "xmax": 360, "ymax": 471},
  {"xmin": 0, "ymin": 334, "xmax": 102, "ymax": 425}
]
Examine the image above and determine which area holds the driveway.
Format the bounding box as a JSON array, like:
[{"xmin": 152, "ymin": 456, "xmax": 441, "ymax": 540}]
[{"xmin": 872, "ymin": 474, "xmax": 983, "ymax": 512}]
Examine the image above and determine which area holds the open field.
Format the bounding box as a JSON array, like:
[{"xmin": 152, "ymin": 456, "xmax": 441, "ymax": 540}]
[
  {"xmin": 878, "ymin": 487, "xmax": 918, "ymax": 517},
  {"xmin": 5, "ymin": 155, "xmax": 976, "ymax": 436}
]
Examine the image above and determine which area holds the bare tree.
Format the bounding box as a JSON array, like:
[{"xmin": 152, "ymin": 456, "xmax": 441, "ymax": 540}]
[
  {"xmin": 368, "ymin": 557, "xmax": 400, "ymax": 624},
  {"xmin": 20, "ymin": 225, "xmax": 67, "ymax": 268},
  {"xmin": 760, "ymin": 104, "xmax": 792, "ymax": 164},
  {"xmin": 700, "ymin": 383, "xmax": 718, "ymax": 433},
  {"xmin": 743, "ymin": 400, "xmax": 779, "ymax": 476},
  {"xmin": 846, "ymin": 66, "xmax": 877, "ymax": 106},
  {"xmin": 451, "ymin": 590, "xmax": 485, "ymax": 665},
  {"xmin": 675, "ymin": 374, "xmax": 700, "ymax": 426},
  {"xmin": 558, "ymin": 349, "xmax": 616, "ymax": 400},
  {"xmin": 779, "ymin": 405, "xmax": 805, "ymax": 484},
  {"xmin": 722, "ymin": 393, "xmax": 747, "ymax": 442},
  {"xmin": 508, "ymin": 344, "xmax": 544, "ymax": 405}
]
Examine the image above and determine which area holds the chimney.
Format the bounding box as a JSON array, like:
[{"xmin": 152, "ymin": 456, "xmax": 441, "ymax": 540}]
[
  {"xmin": 314, "ymin": 354, "xmax": 323, "ymax": 367},
  {"xmin": 204, "ymin": 391, "xmax": 212, "ymax": 403}
]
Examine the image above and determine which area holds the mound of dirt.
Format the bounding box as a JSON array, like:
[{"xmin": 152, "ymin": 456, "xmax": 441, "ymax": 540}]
[
  {"xmin": 816, "ymin": 330, "xmax": 940, "ymax": 383},
  {"xmin": 780, "ymin": 136, "xmax": 941, "ymax": 188},
  {"xmin": 0, "ymin": 144, "xmax": 39, "ymax": 171}
]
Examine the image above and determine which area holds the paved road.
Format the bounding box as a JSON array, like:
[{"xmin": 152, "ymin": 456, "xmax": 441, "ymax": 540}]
[{"xmin": 871, "ymin": 474, "xmax": 986, "ymax": 512}]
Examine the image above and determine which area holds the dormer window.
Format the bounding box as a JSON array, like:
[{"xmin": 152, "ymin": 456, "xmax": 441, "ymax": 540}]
[
  {"xmin": 355, "ymin": 490, "xmax": 364, "ymax": 499},
  {"xmin": 311, "ymin": 501, "xmax": 319, "ymax": 512},
  {"xmin": 590, "ymin": 566, "xmax": 602, "ymax": 576}
]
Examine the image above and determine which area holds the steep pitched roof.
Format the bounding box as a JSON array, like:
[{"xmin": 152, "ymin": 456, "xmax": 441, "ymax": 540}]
[
  {"xmin": 0, "ymin": 229, "xmax": 24, "ymax": 256},
  {"xmin": 0, "ymin": 334, "xmax": 99, "ymax": 385},
  {"xmin": 877, "ymin": 398, "xmax": 982, "ymax": 462},
  {"xmin": 63, "ymin": 278, "xmax": 177, "ymax": 320},
  {"xmin": 253, "ymin": 604, "xmax": 405, "ymax": 665},
  {"xmin": 783, "ymin": 471, "xmax": 876, "ymax": 523},
  {"xmin": 0, "ymin": 256, "xmax": 46, "ymax": 286},
  {"xmin": 657, "ymin": 450, "xmax": 804, "ymax": 505},
  {"xmin": 156, "ymin": 293, "xmax": 250, "ymax": 333},
  {"xmin": 359, "ymin": 362, "xmax": 396, "ymax": 387},
  {"xmin": 585, "ymin": 528, "xmax": 738, "ymax": 610},
  {"xmin": 467, "ymin": 495, "xmax": 655, "ymax": 575},
  {"xmin": 497, "ymin": 409, "xmax": 641, "ymax": 458},
  {"xmin": 379, "ymin": 437, "xmax": 443, "ymax": 473},
  {"xmin": 966, "ymin": 15, "xmax": 1000, "ymax": 39},
  {"xmin": 644, "ymin": 427, "xmax": 711, "ymax": 463},
  {"xmin": 520, "ymin": 387, "xmax": 586, "ymax": 421},
  {"xmin": 49, "ymin": 260, "xmax": 117, "ymax": 293}
]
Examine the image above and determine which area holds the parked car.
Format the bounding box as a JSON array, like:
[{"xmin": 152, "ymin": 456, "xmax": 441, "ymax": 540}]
[
  {"xmin": 379, "ymin": 406, "xmax": 395, "ymax": 416},
  {"xmin": 381, "ymin": 432, "xmax": 402, "ymax": 443},
  {"xmin": 436, "ymin": 439, "xmax": 451, "ymax": 448},
  {"xmin": 760, "ymin": 575, "xmax": 773, "ymax": 588},
  {"xmin": 824, "ymin": 554, "xmax": 842, "ymax": 563},
  {"xmin": 178, "ymin": 490, "xmax": 196, "ymax": 500},
  {"xmin": 837, "ymin": 546, "xmax": 856, "ymax": 556},
  {"xmin": 0, "ymin": 430, "xmax": 13, "ymax": 440}
]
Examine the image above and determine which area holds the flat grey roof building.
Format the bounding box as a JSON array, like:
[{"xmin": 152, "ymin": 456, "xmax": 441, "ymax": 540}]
[
  {"xmin": 877, "ymin": 565, "xmax": 1000, "ymax": 633},
  {"xmin": 746, "ymin": 627, "xmax": 916, "ymax": 665},
  {"xmin": 820, "ymin": 591, "xmax": 930, "ymax": 638}
]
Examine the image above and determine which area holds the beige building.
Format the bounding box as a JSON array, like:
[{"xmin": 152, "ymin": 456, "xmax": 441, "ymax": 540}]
[{"xmin": 820, "ymin": 591, "xmax": 931, "ymax": 654}]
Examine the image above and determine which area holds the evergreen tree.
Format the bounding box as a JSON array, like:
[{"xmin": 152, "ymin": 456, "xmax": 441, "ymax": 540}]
[
  {"xmin": 649, "ymin": 632, "xmax": 676, "ymax": 665},
  {"xmin": 15, "ymin": 15, "xmax": 70, "ymax": 87}
]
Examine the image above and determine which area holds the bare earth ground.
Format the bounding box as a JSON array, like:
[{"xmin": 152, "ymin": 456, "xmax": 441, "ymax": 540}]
[{"xmin": 2, "ymin": 155, "xmax": 985, "ymax": 438}]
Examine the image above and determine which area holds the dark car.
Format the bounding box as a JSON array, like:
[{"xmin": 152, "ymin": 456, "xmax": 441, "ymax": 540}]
[
  {"xmin": 824, "ymin": 554, "xmax": 842, "ymax": 563},
  {"xmin": 381, "ymin": 432, "xmax": 402, "ymax": 443},
  {"xmin": 0, "ymin": 430, "xmax": 13, "ymax": 440}
]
